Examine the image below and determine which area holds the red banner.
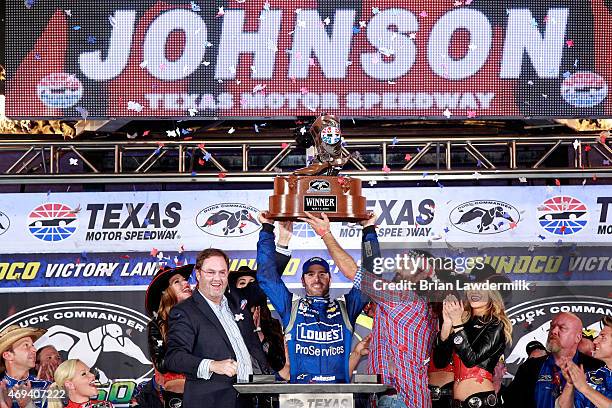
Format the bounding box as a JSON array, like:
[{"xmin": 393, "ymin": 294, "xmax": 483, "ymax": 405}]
[{"xmin": 5, "ymin": 0, "xmax": 612, "ymax": 118}]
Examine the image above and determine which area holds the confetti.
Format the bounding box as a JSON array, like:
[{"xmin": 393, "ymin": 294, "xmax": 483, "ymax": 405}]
[
  {"xmin": 566, "ymin": 39, "xmax": 574, "ymax": 47},
  {"xmin": 109, "ymin": 15, "xmax": 117, "ymax": 27},
  {"xmin": 443, "ymin": 108, "xmax": 452, "ymax": 118},
  {"xmin": 87, "ymin": 35, "xmax": 97, "ymax": 44},
  {"xmin": 150, "ymin": 248, "xmax": 159, "ymax": 257},
  {"xmin": 281, "ymin": 142, "xmax": 290, "ymax": 149},
  {"xmin": 142, "ymin": 130, "xmax": 150, "ymax": 137},
  {"xmin": 126, "ymin": 132, "xmax": 137, "ymax": 139},
  {"xmin": 218, "ymin": 172, "xmax": 227, "ymax": 179},
  {"xmin": 555, "ymin": 179, "xmax": 561, "ymax": 186},
  {"xmin": 382, "ymin": 165, "xmax": 391, "ymax": 173},
  {"xmin": 188, "ymin": 108, "xmax": 198, "ymax": 116},
  {"xmin": 600, "ymin": 131, "xmax": 609, "ymax": 144},
  {"xmin": 519, "ymin": 177, "xmax": 527, "ymax": 183},
  {"xmin": 25, "ymin": 0, "xmax": 36, "ymax": 8},
  {"xmin": 572, "ymin": 139, "xmax": 580, "ymax": 150},
  {"xmin": 562, "ymin": 71, "xmax": 571, "ymax": 79},
  {"xmin": 419, "ymin": 11, "xmax": 428, "ymax": 17},
  {"xmin": 323, "ymin": 17, "xmax": 330, "ymax": 25},
  {"xmin": 472, "ymin": 171, "xmax": 481, "ymax": 180},
  {"xmin": 69, "ymin": 158, "xmax": 78, "ymax": 166},
  {"xmin": 391, "ymin": 137, "xmax": 399, "ymax": 146},
  {"xmin": 404, "ymin": 153, "xmax": 412, "ymax": 161},
  {"xmin": 300, "ymin": 87, "xmax": 309, "ymax": 94},
  {"xmin": 127, "ymin": 101, "xmax": 143, "ymax": 112},
  {"xmin": 203, "ymin": 152, "xmax": 212, "ymax": 161},
  {"xmin": 75, "ymin": 106, "xmax": 88, "ymax": 120},
  {"xmin": 352, "ymin": 26, "xmax": 360, "ymax": 34},
  {"xmin": 584, "ymin": 145, "xmax": 591, "ymax": 152},
  {"xmin": 372, "ymin": 7, "xmax": 380, "ymax": 14},
  {"xmin": 166, "ymin": 129, "xmax": 178, "ymax": 137},
  {"xmin": 368, "ymin": 180, "xmax": 377, "ymax": 186},
  {"xmin": 72, "ymin": 25, "xmax": 81, "ymax": 31},
  {"xmin": 228, "ymin": 127, "xmax": 235, "ymax": 134},
  {"xmin": 217, "ymin": 6, "xmax": 225, "ymax": 17},
  {"xmin": 444, "ymin": 227, "xmax": 450, "ymax": 233},
  {"xmin": 538, "ymin": 235, "xmax": 546, "ymax": 240},
  {"xmin": 359, "ymin": 21, "xmax": 367, "ymax": 28},
  {"xmin": 190, "ymin": 1, "xmax": 201, "ymax": 11}
]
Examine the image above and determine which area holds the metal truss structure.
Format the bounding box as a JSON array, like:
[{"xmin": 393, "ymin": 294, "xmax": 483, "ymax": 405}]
[{"xmin": 0, "ymin": 133, "xmax": 611, "ymax": 184}]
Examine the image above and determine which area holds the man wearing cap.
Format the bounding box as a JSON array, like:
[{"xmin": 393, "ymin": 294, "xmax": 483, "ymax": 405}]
[
  {"xmin": 526, "ymin": 341, "xmax": 548, "ymax": 359},
  {"xmin": 256, "ymin": 212, "xmax": 370, "ymax": 384},
  {"xmin": 0, "ymin": 325, "xmax": 50, "ymax": 408}
]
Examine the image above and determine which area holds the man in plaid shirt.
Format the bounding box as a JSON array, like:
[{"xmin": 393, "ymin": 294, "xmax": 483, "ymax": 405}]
[{"xmin": 331, "ymin": 213, "xmax": 438, "ymax": 408}]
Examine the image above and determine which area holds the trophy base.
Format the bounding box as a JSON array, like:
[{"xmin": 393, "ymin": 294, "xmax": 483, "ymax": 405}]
[{"xmin": 268, "ymin": 175, "xmax": 368, "ymax": 222}]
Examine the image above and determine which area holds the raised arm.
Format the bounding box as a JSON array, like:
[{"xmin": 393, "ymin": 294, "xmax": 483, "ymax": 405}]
[
  {"xmin": 298, "ymin": 212, "xmax": 358, "ymax": 279},
  {"xmin": 256, "ymin": 213, "xmax": 293, "ymax": 326}
]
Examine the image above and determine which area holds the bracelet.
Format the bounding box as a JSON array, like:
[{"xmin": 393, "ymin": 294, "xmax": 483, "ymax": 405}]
[
  {"xmin": 320, "ymin": 231, "xmax": 331, "ymax": 239},
  {"xmin": 277, "ymin": 244, "xmax": 289, "ymax": 249},
  {"xmin": 452, "ymin": 323, "xmax": 465, "ymax": 329}
]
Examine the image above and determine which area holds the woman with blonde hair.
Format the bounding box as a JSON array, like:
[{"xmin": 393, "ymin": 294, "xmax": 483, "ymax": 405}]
[
  {"xmin": 47, "ymin": 359, "xmax": 112, "ymax": 408},
  {"xmin": 434, "ymin": 283, "xmax": 513, "ymax": 408}
]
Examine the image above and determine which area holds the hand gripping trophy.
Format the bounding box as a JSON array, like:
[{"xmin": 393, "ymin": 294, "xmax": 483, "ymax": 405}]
[{"xmin": 267, "ymin": 114, "xmax": 368, "ymax": 221}]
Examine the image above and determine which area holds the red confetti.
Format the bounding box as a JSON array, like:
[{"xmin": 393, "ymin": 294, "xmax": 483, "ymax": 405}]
[
  {"xmin": 142, "ymin": 130, "xmax": 150, "ymax": 136},
  {"xmin": 382, "ymin": 165, "xmax": 391, "ymax": 173},
  {"xmin": 156, "ymin": 141, "xmax": 165, "ymax": 148},
  {"xmin": 467, "ymin": 110, "xmax": 477, "ymax": 118},
  {"xmin": 198, "ymin": 158, "xmax": 205, "ymax": 165},
  {"xmin": 197, "ymin": 143, "xmax": 205, "ymax": 150},
  {"xmin": 404, "ymin": 153, "xmax": 412, "ymax": 162},
  {"xmin": 120, "ymin": 255, "xmax": 130, "ymax": 260},
  {"xmin": 337, "ymin": 176, "xmax": 347, "ymax": 185},
  {"xmin": 566, "ymin": 39, "xmax": 574, "ymax": 47},
  {"xmin": 218, "ymin": 172, "xmax": 227, "ymax": 179},
  {"xmin": 150, "ymin": 248, "xmax": 159, "ymax": 257},
  {"xmin": 183, "ymin": 136, "xmax": 193, "ymax": 141},
  {"xmin": 560, "ymin": 225, "xmax": 566, "ymax": 232},
  {"xmin": 584, "ymin": 145, "xmax": 591, "ymax": 152},
  {"xmin": 281, "ymin": 143, "xmax": 289, "ymax": 149},
  {"xmin": 510, "ymin": 222, "xmax": 518, "ymax": 229},
  {"xmin": 555, "ymin": 179, "xmax": 561, "ymax": 186},
  {"xmin": 419, "ymin": 10, "xmax": 428, "ymax": 17},
  {"xmin": 600, "ymin": 132, "xmax": 608, "ymax": 144}
]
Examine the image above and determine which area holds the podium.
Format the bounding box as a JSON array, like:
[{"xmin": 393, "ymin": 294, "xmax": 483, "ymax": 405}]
[{"xmin": 234, "ymin": 383, "xmax": 389, "ymax": 408}]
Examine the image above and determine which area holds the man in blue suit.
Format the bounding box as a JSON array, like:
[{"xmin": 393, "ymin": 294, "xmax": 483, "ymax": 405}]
[{"xmin": 165, "ymin": 248, "xmax": 270, "ymax": 408}]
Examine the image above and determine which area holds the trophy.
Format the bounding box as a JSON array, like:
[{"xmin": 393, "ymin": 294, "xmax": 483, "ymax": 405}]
[{"xmin": 267, "ymin": 114, "xmax": 368, "ymax": 221}]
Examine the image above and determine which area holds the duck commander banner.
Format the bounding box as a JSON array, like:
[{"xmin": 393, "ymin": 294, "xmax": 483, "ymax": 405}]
[
  {"xmin": 4, "ymin": 0, "xmax": 612, "ymax": 119},
  {"xmin": 0, "ymin": 185, "xmax": 611, "ymax": 291}
]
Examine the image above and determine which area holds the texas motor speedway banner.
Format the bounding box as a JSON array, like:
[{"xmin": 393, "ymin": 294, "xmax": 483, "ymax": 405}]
[
  {"xmin": 0, "ymin": 185, "xmax": 611, "ymax": 290},
  {"xmin": 4, "ymin": 0, "xmax": 612, "ymax": 118}
]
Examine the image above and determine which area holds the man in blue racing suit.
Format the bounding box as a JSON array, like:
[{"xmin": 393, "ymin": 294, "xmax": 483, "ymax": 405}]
[{"xmin": 256, "ymin": 212, "xmax": 376, "ymax": 384}]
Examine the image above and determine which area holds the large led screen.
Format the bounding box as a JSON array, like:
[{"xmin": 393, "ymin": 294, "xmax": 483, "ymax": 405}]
[{"xmin": 5, "ymin": 0, "xmax": 612, "ymax": 119}]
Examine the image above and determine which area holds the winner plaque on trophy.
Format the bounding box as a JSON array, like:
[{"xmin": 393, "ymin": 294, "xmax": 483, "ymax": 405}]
[{"xmin": 267, "ymin": 114, "xmax": 368, "ymax": 222}]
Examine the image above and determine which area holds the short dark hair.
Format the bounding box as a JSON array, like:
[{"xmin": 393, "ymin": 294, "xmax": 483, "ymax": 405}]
[
  {"xmin": 196, "ymin": 248, "xmax": 230, "ymax": 271},
  {"xmin": 604, "ymin": 316, "xmax": 612, "ymax": 329}
]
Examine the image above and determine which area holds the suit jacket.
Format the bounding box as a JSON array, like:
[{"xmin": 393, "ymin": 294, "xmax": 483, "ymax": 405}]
[{"xmin": 165, "ymin": 288, "xmax": 270, "ymax": 408}]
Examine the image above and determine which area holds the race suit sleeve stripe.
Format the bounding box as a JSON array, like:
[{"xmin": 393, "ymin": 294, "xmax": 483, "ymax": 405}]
[{"xmin": 256, "ymin": 226, "xmax": 293, "ymax": 327}]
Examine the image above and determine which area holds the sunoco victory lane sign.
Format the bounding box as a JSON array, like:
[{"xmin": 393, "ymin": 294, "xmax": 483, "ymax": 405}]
[
  {"xmin": 0, "ymin": 186, "xmax": 611, "ymax": 290},
  {"xmin": 4, "ymin": 0, "xmax": 612, "ymax": 118}
]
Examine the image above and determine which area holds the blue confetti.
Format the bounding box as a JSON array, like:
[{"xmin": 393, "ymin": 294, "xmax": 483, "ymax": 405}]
[
  {"xmin": 444, "ymin": 227, "xmax": 450, "ymax": 233},
  {"xmin": 87, "ymin": 35, "xmax": 96, "ymax": 44},
  {"xmin": 72, "ymin": 25, "xmax": 81, "ymax": 31},
  {"xmin": 143, "ymin": 218, "xmax": 150, "ymax": 227},
  {"xmin": 203, "ymin": 152, "xmax": 212, "ymax": 161},
  {"xmin": 562, "ymin": 71, "xmax": 571, "ymax": 79},
  {"xmin": 476, "ymin": 159, "xmax": 482, "ymax": 168},
  {"xmin": 352, "ymin": 26, "xmax": 360, "ymax": 34},
  {"xmin": 181, "ymin": 128, "xmax": 191, "ymax": 135},
  {"xmin": 190, "ymin": 1, "xmax": 201, "ymax": 12},
  {"xmin": 191, "ymin": 171, "xmax": 197, "ymax": 176},
  {"xmin": 34, "ymin": 53, "xmax": 41, "ymax": 61},
  {"xmin": 538, "ymin": 234, "xmax": 546, "ymax": 240},
  {"xmin": 24, "ymin": 0, "xmax": 36, "ymax": 8},
  {"xmin": 154, "ymin": 147, "xmax": 162, "ymax": 155},
  {"xmin": 437, "ymin": 182, "xmax": 444, "ymax": 188}
]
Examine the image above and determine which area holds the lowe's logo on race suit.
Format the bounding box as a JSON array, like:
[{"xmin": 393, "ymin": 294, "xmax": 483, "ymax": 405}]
[{"xmin": 296, "ymin": 322, "xmax": 343, "ymax": 344}]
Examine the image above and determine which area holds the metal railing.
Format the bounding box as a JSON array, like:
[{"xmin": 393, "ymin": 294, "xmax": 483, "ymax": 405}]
[{"xmin": 0, "ymin": 133, "xmax": 610, "ymax": 184}]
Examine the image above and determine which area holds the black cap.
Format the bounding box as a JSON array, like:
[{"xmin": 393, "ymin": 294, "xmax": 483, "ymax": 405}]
[{"xmin": 526, "ymin": 340, "xmax": 547, "ymax": 356}]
